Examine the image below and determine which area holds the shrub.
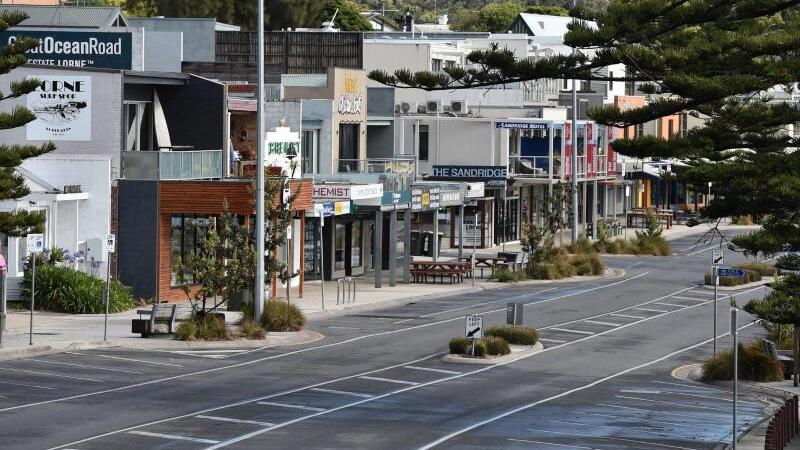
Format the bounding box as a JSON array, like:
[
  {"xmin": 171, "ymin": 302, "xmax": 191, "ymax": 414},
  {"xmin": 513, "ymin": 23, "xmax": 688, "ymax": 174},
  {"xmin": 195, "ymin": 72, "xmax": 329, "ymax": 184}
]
[
  {"xmin": 176, "ymin": 314, "xmax": 232, "ymax": 341},
  {"xmin": 486, "ymin": 325, "xmax": 539, "ymax": 345},
  {"xmin": 566, "ymin": 236, "xmax": 596, "ymax": 255},
  {"xmin": 702, "ymin": 341, "xmax": 783, "ymax": 382},
  {"xmin": 634, "ymin": 235, "xmax": 672, "ymax": 256},
  {"xmin": 239, "ymin": 317, "xmax": 265, "ymax": 339},
  {"xmin": 777, "ymin": 254, "xmax": 800, "ymax": 271},
  {"xmin": 483, "ymin": 336, "xmax": 511, "ymax": 356},
  {"xmin": 20, "ymin": 265, "xmax": 134, "ymax": 314},
  {"xmin": 449, "ymin": 336, "xmax": 470, "ymax": 354},
  {"xmin": 731, "ymin": 215, "xmax": 754, "ymax": 225},
  {"xmin": 736, "ymin": 262, "xmax": 777, "ymax": 277},
  {"xmin": 472, "ymin": 338, "xmax": 487, "ymax": 357},
  {"xmin": 765, "ymin": 322, "xmax": 794, "ymax": 350},
  {"xmin": 705, "ymin": 268, "xmax": 762, "ymax": 286},
  {"xmin": 494, "ymin": 268, "xmax": 516, "ymax": 282},
  {"xmin": 570, "ymin": 253, "xmax": 605, "ymax": 276},
  {"xmin": 262, "ymin": 300, "xmax": 306, "ymax": 331}
]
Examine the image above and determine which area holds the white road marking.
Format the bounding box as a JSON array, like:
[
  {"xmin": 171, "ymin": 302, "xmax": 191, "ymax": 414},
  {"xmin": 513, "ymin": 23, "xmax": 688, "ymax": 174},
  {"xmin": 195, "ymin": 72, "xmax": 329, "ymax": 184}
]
[
  {"xmin": 581, "ymin": 411, "xmax": 710, "ymax": 430},
  {"xmin": 172, "ymin": 349, "xmax": 246, "ymax": 354},
  {"xmin": 359, "ymin": 376, "xmax": 420, "ymax": 386},
  {"xmin": 27, "ymin": 359, "xmax": 144, "ymax": 375},
  {"xmin": 548, "ymin": 327, "xmax": 594, "ymax": 335},
  {"xmin": 52, "ymin": 277, "xmax": 762, "ymax": 450},
  {"xmin": 538, "ymin": 338, "xmax": 567, "ymax": 343},
  {"xmin": 582, "ymin": 320, "xmax": 621, "ymax": 327},
  {"xmin": 651, "ymin": 380, "xmax": 729, "ymax": 393},
  {"xmin": 0, "ymin": 380, "xmax": 55, "ymax": 390},
  {"xmin": 672, "ymin": 296, "xmax": 708, "ymax": 302},
  {"xmin": 608, "ymin": 313, "xmax": 645, "ymax": 319},
  {"xmin": 0, "ymin": 367, "xmax": 102, "ymax": 383},
  {"xmin": 548, "ymin": 419, "xmax": 694, "ymax": 440},
  {"xmin": 619, "ymin": 389, "xmax": 661, "ymax": 394},
  {"xmin": 127, "ymin": 430, "xmax": 219, "ymax": 444},
  {"xmin": 687, "ymin": 245, "xmax": 721, "ymax": 256},
  {"xmin": 195, "ymin": 415, "xmax": 274, "ymax": 426},
  {"xmin": 64, "ymin": 352, "xmax": 183, "ymax": 367},
  {"xmin": 597, "ymin": 403, "xmax": 730, "ymax": 422},
  {"xmin": 397, "ymin": 287, "xmax": 560, "ymax": 323},
  {"xmin": 256, "ymin": 401, "xmax": 326, "ymax": 412},
  {"xmin": 634, "ymin": 307, "xmax": 670, "ymax": 313},
  {"xmin": 507, "ymin": 438, "xmax": 595, "ymax": 449},
  {"xmin": 672, "ymin": 391, "xmax": 760, "ymax": 406},
  {"xmin": 404, "ymin": 365, "xmax": 462, "ymax": 375},
  {"xmin": 523, "ymin": 428, "xmax": 701, "ymax": 450},
  {"xmin": 309, "ymin": 388, "xmax": 374, "ymax": 398},
  {"xmin": 654, "ymin": 302, "xmax": 685, "ymax": 308},
  {"xmin": 615, "ymin": 395, "xmax": 733, "ymax": 412},
  {"xmin": 16, "ymin": 273, "xmax": 654, "ymax": 417},
  {"xmin": 687, "ymin": 290, "xmax": 716, "ymax": 296},
  {"xmin": 326, "ymin": 326, "xmax": 360, "ymax": 330}
]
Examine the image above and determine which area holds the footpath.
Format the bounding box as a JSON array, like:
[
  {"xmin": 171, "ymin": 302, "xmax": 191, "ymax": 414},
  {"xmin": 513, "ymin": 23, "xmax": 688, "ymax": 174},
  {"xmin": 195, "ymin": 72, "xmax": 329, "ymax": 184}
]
[{"xmin": 0, "ymin": 221, "xmax": 755, "ymax": 359}]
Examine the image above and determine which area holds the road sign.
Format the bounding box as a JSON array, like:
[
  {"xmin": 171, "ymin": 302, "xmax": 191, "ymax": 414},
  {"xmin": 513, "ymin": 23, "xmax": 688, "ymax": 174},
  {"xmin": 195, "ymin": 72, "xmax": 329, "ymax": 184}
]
[
  {"xmin": 104, "ymin": 234, "xmax": 115, "ymax": 253},
  {"xmin": 718, "ymin": 268, "xmax": 746, "ymax": 278},
  {"xmin": 26, "ymin": 234, "xmax": 44, "ymax": 255},
  {"xmin": 712, "ymin": 249, "xmax": 724, "ymax": 265},
  {"xmin": 465, "ymin": 315, "xmax": 483, "ymax": 339}
]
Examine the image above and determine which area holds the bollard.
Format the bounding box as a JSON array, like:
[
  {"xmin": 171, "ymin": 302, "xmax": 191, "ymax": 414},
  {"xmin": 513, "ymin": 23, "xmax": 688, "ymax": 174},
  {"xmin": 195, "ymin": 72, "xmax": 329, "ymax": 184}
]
[{"xmin": 336, "ymin": 278, "xmax": 357, "ymax": 305}]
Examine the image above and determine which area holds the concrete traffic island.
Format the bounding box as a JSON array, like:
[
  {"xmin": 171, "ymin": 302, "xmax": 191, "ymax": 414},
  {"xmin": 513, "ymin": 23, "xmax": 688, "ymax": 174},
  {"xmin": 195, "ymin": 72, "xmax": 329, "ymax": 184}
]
[{"xmin": 444, "ymin": 341, "xmax": 545, "ymax": 365}]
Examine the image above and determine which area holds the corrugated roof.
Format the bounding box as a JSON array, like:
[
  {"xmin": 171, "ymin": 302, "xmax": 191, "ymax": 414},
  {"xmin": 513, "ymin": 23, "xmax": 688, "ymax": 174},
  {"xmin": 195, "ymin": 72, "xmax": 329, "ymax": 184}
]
[
  {"xmin": 517, "ymin": 13, "xmax": 595, "ymax": 37},
  {"xmin": 0, "ymin": 5, "xmax": 126, "ymax": 28},
  {"xmin": 281, "ymin": 74, "xmax": 328, "ymax": 88}
]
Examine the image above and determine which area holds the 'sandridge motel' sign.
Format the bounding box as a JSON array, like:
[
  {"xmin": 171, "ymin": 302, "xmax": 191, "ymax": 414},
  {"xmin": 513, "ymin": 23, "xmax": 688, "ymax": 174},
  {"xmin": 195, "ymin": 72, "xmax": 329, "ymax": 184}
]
[{"xmin": 1, "ymin": 30, "xmax": 132, "ymax": 69}]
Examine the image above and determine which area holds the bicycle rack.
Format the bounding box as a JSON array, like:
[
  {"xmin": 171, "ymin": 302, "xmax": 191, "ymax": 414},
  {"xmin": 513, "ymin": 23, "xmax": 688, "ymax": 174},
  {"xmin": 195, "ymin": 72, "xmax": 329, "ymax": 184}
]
[{"xmin": 337, "ymin": 277, "xmax": 356, "ymax": 305}]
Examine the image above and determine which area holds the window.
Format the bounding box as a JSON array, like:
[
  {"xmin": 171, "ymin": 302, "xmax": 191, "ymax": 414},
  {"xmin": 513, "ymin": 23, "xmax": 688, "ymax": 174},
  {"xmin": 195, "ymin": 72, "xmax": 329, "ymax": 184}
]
[
  {"xmin": 432, "ymin": 58, "xmax": 442, "ymax": 72},
  {"xmin": 667, "ymin": 119, "xmax": 674, "ymax": 137},
  {"xmin": 580, "ymin": 80, "xmax": 590, "ymax": 92},
  {"xmin": 562, "ymin": 78, "xmax": 569, "ymax": 90},
  {"xmin": 302, "ymin": 129, "xmax": 319, "ymax": 174},
  {"xmin": 125, "ymin": 101, "xmax": 153, "ymax": 151},
  {"xmin": 418, "ymin": 124, "xmax": 429, "ymax": 161},
  {"xmin": 170, "ymin": 215, "xmax": 213, "ymax": 286},
  {"xmin": 608, "ymin": 70, "xmax": 615, "ymax": 91},
  {"xmin": 635, "ymin": 123, "xmax": 645, "ymax": 138},
  {"xmin": 338, "ymin": 123, "xmax": 360, "ymax": 172}
]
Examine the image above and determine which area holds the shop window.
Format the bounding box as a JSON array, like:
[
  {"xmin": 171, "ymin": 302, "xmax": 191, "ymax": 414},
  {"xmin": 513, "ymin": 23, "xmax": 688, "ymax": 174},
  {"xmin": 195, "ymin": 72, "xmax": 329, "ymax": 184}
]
[
  {"xmin": 170, "ymin": 215, "xmax": 212, "ymax": 286},
  {"xmin": 302, "ymin": 129, "xmax": 320, "ymax": 174},
  {"xmin": 351, "ymin": 221, "xmax": 361, "ymax": 268},
  {"xmin": 418, "ymin": 124, "xmax": 429, "ymax": 161},
  {"xmin": 338, "ymin": 123, "xmax": 360, "ymax": 172},
  {"xmin": 334, "ymin": 222, "xmax": 346, "ymax": 270},
  {"xmin": 125, "ymin": 101, "xmax": 153, "ymax": 151}
]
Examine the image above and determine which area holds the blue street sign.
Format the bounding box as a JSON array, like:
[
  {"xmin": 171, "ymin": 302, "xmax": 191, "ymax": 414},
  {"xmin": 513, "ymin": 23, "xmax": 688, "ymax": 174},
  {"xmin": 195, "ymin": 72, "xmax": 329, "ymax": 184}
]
[{"xmin": 718, "ymin": 268, "xmax": 746, "ymax": 278}]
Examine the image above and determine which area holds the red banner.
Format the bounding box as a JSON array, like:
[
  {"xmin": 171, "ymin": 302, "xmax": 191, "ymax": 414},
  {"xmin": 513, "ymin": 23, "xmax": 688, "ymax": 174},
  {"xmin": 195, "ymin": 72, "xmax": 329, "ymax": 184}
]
[
  {"xmin": 607, "ymin": 126, "xmax": 617, "ymax": 175},
  {"xmin": 587, "ymin": 123, "xmax": 596, "ymax": 177}
]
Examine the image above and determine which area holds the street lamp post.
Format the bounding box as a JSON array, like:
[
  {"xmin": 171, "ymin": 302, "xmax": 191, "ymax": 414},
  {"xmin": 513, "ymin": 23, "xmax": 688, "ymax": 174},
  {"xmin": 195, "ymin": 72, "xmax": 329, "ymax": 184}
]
[
  {"xmin": 570, "ymin": 0, "xmax": 579, "ymax": 245},
  {"xmin": 254, "ymin": 0, "xmax": 266, "ymax": 321}
]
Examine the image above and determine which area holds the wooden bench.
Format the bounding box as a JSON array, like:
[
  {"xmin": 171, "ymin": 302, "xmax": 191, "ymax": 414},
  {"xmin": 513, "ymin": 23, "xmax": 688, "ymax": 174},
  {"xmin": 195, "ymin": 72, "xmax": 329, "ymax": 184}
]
[
  {"xmin": 132, "ymin": 304, "xmax": 178, "ymax": 338},
  {"xmin": 763, "ymin": 339, "xmax": 794, "ymax": 378},
  {"xmin": 498, "ymin": 252, "xmax": 527, "ymax": 273}
]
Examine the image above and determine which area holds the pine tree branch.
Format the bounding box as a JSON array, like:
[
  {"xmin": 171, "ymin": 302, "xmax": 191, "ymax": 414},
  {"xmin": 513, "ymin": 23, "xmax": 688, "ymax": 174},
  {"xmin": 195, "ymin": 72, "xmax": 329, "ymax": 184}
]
[{"xmin": 0, "ymin": 106, "xmax": 36, "ymax": 130}]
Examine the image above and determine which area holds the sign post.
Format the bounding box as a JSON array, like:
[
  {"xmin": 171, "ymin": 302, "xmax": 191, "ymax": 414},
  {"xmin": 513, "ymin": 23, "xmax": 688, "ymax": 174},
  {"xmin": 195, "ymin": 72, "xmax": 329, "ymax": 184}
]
[
  {"xmin": 712, "ymin": 249, "xmax": 724, "ymax": 355},
  {"xmin": 472, "ymin": 212, "xmax": 477, "ymax": 288},
  {"xmin": 731, "ymin": 307, "xmax": 739, "ymax": 450},
  {"xmin": 0, "ymin": 255, "xmax": 6, "ymax": 347},
  {"xmin": 103, "ymin": 234, "xmax": 115, "ymax": 341},
  {"xmin": 465, "ymin": 314, "xmax": 483, "ymax": 356},
  {"xmin": 26, "ymin": 233, "xmax": 44, "ymax": 346}
]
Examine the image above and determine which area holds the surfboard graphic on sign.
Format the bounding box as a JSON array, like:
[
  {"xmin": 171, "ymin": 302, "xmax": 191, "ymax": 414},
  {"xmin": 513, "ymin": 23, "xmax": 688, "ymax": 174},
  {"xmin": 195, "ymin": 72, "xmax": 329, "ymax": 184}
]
[{"xmin": 27, "ymin": 76, "xmax": 91, "ymax": 141}]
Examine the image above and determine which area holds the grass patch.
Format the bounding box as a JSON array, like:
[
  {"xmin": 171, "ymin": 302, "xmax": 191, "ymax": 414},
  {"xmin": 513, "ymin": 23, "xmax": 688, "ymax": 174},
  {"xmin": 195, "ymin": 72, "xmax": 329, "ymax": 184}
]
[
  {"xmin": 20, "ymin": 265, "xmax": 134, "ymax": 314},
  {"xmin": 529, "ymin": 248, "xmax": 604, "ymax": 280},
  {"xmin": 175, "ymin": 314, "xmax": 232, "ymax": 341},
  {"xmin": 571, "ymin": 253, "xmax": 605, "ymax": 276},
  {"xmin": 702, "ymin": 341, "xmax": 784, "ymax": 382},
  {"xmin": 485, "ymin": 325, "xmax": 539, "ymax": 345},
  {"xmin": 262, "ymin": 300, "xmax": 306, "ymax": 331},
  {"xmin": 449, "ymin": 336, "xmax": 510, "ymax": 357},
  {"xmin": 492, "ymin": 268, "xmax": 528, "ymax": 283},
  {"xmin": 483, "ymin": 336, "xmax": 511, "ymax": 356},
  {"xmin": 569, "ymin": 235, "xmax": 671, "ymax": 257},
  {"xmin": 239, "ymin": 317, "xmax": 265, "ymax": 339},
  {"xmin": 736, "ymin": 262, "xmax": 777, "ymax": 277}
]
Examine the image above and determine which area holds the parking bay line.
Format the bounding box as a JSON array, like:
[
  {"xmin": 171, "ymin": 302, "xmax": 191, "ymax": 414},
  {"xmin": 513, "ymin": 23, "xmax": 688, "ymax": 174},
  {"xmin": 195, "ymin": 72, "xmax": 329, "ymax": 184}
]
[
  {"xmin": 127, "ymin": 430, "xmax": 219, "ymax": 444},
  {"xmin": 507, "ymin": 438, "xmax": 595, "ymax": 449},
  {"xmin": 0, "ymin": 380, "xmax": 55, "ymax": 390},
  {"xmin": 0, "ymin": 367, "xmax": 102, "ymax": 383},
  {"xmin": 404, "ymin": 366, "xmax": 462, "ymax": 376},
  {"xmin": 673, "ymin": 296, "xmax": 709, "ymax": 302},
  {"xmin": 634, "ymin": 307, "xmax": 670, "ymax": 313},
  {"xmin": 256, "ymin": 401, "xmax": 326, "ymax": 412},
  {"xmin": 358, "ymin": 376, "xmax": 420, "ymax": 386},
  {"xmin": 582, "ymin": 320, "xmax": 621, "ymax": 327},
  {"xmin": 597, "ymin": 403, "xmax": 732, "ymax": 422},
  {"xmin": 607, "ymin": 313, "xmax": 645, "ymax": 320},
  {"xmin": 53, "ymin": 285, "xmax": 761, "ymax": 450},
  {"xmin": 523, "ymin": 428, "xmax": 701, "ymax": 450},
  {"xmin": 581, "ymin": 411, "xmax": 710, "ymax": 430},
  {"xmin": 548, "ymin": 419, "xmax": 697, "ymax": 440},
  {"xmin": 538, "ymin": 338, "xmax": 567, "ymax": 343},
  {"xmin": 17, "ymin": 273, "xmax": 653, "ymax": 417},
  {"xmin": 547, "ymin": 327, "xmax": 594, "ymax": 336},
  {"xmin": 196, "ymin": 415, "xmax": 275, "ymax": 426},
  {"xmin": 27, "ymin": 359, "xmax": 144, "ymax": 375},
  {"xmin": 64, "ymin": 352, "xmax": 183, "ymax": 368},
  {"xmin": 654, "ymin": 302, "xmax": 686, "ymax": 308},
  {"xmin": 614, "ymin": 395, "xmax": 737, "ymax": 413},
  {"xmin": 309, "ymin": 388, "xmax": 374, "ymax": 399}
]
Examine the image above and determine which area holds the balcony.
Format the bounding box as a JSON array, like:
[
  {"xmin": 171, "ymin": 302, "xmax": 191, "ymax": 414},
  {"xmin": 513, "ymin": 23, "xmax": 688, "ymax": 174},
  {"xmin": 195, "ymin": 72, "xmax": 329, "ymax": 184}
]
[
  {"xmin": 334, "ymin": 158, "xmax": 416, "ymax": 176},
  {"xmin": 123, "ymin": 150, "xmax": 223, "ymax": 181},
  {"xmin": 509, "ymin": 154, "xmax": 610, "ymax": 180}
]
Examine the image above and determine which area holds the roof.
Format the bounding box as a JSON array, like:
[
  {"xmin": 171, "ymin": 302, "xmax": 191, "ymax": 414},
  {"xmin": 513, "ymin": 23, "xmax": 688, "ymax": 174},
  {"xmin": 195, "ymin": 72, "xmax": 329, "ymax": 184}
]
[
  {"xmin": 0, "ymin": 5, "xmax": 126, "ymax": 28},
  {"xmin": 281, "ymin": 74, "xmax": 327, "ymax": 88},
  {"xmin": 514, "ymin": 13, "xmax": 595, "ymax": 37}
]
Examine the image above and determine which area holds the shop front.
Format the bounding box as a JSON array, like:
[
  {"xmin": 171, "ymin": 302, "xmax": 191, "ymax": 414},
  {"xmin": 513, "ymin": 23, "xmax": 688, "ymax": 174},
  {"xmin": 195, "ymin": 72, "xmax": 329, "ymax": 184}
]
[{"xmin": 410, "ymin": 182, "xmax": 467, "ymax": 259}]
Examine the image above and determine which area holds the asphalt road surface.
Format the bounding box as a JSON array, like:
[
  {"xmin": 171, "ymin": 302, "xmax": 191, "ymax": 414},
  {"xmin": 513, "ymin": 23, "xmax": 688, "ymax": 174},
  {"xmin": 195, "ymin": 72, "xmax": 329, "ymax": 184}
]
[{"xmin": 0, "ymin": 230, "xmax": 783, "ymax": 450}]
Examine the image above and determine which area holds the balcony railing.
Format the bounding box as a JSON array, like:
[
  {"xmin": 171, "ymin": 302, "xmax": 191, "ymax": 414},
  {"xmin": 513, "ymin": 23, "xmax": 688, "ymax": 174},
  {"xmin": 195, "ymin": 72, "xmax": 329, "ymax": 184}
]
[
  {"xmin": 509, "ymin": 154, "xmax": 610, "ymax": 180},
  {"xmin": 124, "ymin": 150, "xmax": 223, "ymax": 181},
  {"xmin": 334, "ymin": 158, "xmax": 415, "ymax": 175}
]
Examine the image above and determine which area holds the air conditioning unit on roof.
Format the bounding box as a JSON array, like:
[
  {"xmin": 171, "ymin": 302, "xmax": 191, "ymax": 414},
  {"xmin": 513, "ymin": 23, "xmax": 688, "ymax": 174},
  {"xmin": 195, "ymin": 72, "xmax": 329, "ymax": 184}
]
[{"xmin": 450, "ymin": 100, "xmax": 468, "ymax": 114}]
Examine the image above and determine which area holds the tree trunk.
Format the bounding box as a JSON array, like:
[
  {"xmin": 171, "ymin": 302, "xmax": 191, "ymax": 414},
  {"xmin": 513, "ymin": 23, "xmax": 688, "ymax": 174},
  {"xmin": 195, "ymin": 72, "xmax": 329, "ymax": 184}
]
[{"xmin": 794, "ymin": 325, "xmax": 799, "ymax": 387}]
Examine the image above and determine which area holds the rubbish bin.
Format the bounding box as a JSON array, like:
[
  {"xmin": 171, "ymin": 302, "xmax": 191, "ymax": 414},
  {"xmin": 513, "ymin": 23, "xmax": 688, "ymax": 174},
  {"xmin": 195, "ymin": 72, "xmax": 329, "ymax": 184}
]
[
  {"xmin": 422, "ymin": 231, "xmax": 433, "ymax": 256},
  {"xmin": 410, "ymin": 231, "xmax": 425, "ymax": 256}
]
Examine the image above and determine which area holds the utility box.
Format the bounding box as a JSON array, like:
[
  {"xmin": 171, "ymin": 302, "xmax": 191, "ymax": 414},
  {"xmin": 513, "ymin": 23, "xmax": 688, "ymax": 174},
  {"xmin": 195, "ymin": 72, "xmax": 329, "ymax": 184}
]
[
  {"xmin": 506, "ymin": 302, "xmax": 524, "ymax": 326},
  {"xmin": 86, "ymin": 237, "xmax": 106, "ymax": 262}
]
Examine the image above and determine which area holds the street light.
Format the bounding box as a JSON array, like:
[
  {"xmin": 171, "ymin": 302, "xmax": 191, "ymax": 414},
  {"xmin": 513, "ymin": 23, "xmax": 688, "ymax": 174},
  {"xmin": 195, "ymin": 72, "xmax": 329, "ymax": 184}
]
[
  {"xmin": 255, "ymin": 0, "xmax": 266, "ymax": 322},
  {"xmin": 284, "ymin": 142, "xmax": 298, "ymax": 331}
]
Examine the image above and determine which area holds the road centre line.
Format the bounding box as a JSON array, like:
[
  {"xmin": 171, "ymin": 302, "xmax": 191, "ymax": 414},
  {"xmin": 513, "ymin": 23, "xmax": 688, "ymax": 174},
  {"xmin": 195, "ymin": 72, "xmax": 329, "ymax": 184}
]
[
  {"xmin": 256, "ymin": 401, "xmax": 326, "ymax": 412},
  {"xmin": 201, "ymin": 288, "xmax": 764, "ymax": 450},
  {"xmin": 507, "ymin": 438, "xmax": 595, "ymax": 449},
  {"xmin": 309, "ymin": 388, "xmax": 374, "ymax": 398},
  {"xmin": 523, "ymin": 428, "xmax": 701, "ymax": 450},
  {"xmin": 195, "ymin": 415, "xmax": 275, "ymax": 426},
  {"xmin": 50, "ymin": 284, "xmax": 763, "ymax": 450},
  {"xmin": 13, "ymin": 273, "xmax": 650, "ymax": 416},
  {"xmin": 582, "ymin": 320, "xmax": 621, "ymax": 327},
  {"xmin": 64, "ymin": 352, "xmax": 183, "ymax": 368},
  {"xmin": 404, "ymin": 366, "xmax": 462, "ymax": 375},
  {"xmin": 548, "ymin": 328, "xmax": 594, "ymax": 335},
  {"xmin": 359, "ymin": 376, "xmax": 420, "ymax": 386},
  {"xmin": 127, "ymin": 430, "xmax": 219, "ymax": 444},
  {"xmin": 0, "ymin": 367, "xmax": 102, "ymax": 383},
  {"xmin": 607, "ymin": 313, "xmax": 645, "ymax": 319},
  {"xmin": 27, "ymin": 359, "xmax": 144, "ymax": 375}
]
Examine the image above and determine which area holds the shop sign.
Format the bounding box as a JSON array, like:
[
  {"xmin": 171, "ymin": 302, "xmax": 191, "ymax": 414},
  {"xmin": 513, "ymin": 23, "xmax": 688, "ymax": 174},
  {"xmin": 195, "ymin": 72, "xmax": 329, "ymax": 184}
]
[
  {"xmin": 495, "ymin": 121, "xmax": 547, "ymax": 130},
  {"xmin": 337, "ymin": 75, "xmax": 363, "ymax": 115},
  {"xmin": 265, "ymin": 127, "xmax": 301, "ymax": 178},
  {"xmin": 314, "ymin": 184, "xmax": 351, "ymax": 200},
  {"xmin": 313, "ymin": 184, "xmax": 383, "ymax": 200},
  {"xmin": 439, "ymin": 191, "xmax": 464, "ymax": 207},
  {"xmin": 334, "ymin": 201, "xmax": 351, "ymax": 215},
  {"xmin": 1, "ymin": 31, "xmax": 132, "ymax": 69},
  {"xmin": 431, "ymin": 166, "xmax": 507, "ymax": 181},
  {"xmin": 349, "ymin": 184, "xmax": 383, "ymax": 200},
  {"xmin": 381, "ymin": 190, "xmax": 410, "ymax": 206},
  {"xmin": 411, "ymin": 186, "xmax": 441, "ymax": 211},
  {"xmin": 466, "ymin": 182, "xmax": 485, "ymax": 198},
  {"xmin": 27, "ymin": 75, "xmax": 91, "ymax": 141},
  {"xmin": 313, "ymin": 202, "xmax": 334, "ymax": 217}
]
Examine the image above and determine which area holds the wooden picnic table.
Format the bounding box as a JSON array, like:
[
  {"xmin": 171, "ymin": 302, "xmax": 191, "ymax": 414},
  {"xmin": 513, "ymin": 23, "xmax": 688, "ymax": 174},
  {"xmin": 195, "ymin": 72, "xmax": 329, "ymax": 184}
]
[
  {"xmin": 411, "ymin": 261, "xmax": 470, "ymax": 284},
  {"xmin": 627, "ymin": 211, "xmax": 673, "ymax": 229},
  {"xmin": 459, "ymin": 256, "xmax": 507, "ymax": 278}
]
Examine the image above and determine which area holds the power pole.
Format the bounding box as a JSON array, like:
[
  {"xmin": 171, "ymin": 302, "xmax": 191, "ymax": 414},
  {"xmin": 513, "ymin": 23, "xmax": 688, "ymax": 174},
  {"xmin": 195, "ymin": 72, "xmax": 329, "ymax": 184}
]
[
  {"xmin": 570, "ymin": 5, "xmax": 579, "ymax": 245},
  {"xmin": 255, "ymin": 0, "xmax": 266, "ymax": 321}
]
